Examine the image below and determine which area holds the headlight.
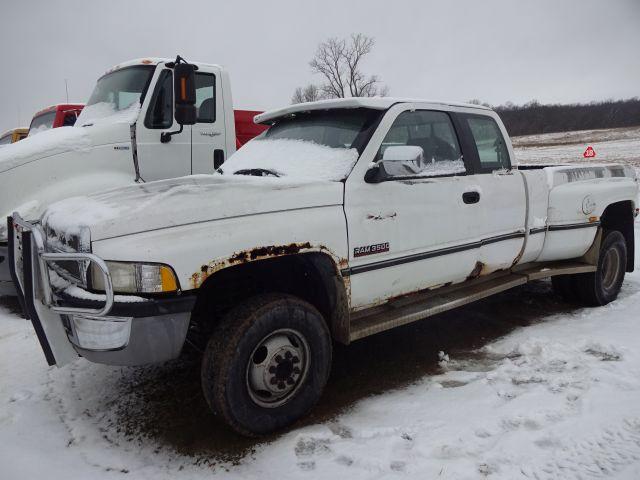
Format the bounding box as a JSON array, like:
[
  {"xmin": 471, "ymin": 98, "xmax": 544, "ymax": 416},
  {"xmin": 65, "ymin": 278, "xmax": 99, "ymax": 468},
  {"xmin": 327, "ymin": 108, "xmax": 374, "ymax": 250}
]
[{"xmin": 90, "ymin": 261, "xmax": 178, "ymax": 294}]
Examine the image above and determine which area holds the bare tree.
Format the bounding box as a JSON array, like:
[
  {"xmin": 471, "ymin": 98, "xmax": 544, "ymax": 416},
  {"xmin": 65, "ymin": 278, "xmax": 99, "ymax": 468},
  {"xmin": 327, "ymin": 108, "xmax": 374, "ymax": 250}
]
[
  {"xmin": 291, "ymin": 84, "xmax": 323, "ymax": 104},
  {"xmin": 292, "ymin": 33, "xmax": 388, "ymax": 103}
]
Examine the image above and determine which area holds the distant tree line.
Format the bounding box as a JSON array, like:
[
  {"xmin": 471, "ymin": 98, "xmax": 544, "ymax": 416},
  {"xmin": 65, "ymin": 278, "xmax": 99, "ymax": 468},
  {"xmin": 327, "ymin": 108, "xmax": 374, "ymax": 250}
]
[{"xmin": 469, "ymin": 98, "xmax": 640, "ymax": 137}]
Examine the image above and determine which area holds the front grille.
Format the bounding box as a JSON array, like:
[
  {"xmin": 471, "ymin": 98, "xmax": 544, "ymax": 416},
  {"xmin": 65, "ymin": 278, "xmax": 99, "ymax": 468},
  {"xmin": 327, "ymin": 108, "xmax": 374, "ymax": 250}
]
[{"xmin": 43, "ymin": 224, "xmax": 90, "ymax": 287}]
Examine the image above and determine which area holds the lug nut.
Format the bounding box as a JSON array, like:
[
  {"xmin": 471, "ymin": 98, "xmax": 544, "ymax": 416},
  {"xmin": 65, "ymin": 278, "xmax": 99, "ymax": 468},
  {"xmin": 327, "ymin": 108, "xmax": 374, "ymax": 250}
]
[
  {"xmin": 268, "ymin": 366, "xmax": 276, "ymax": 374},
  {"xmin": 287, "ymin": 377, "xmax": 294, "ymax": 385},
  {"xmin": 275, "ymin": 355, "xmax": 283, "ymax": 363},
  {"xmin": 293, "ymin": 367, "xmax": 301, "ymax": 375},
  {"xmin": 285, "ymin": 351, "xmax": 292, "ymax": 359},
  {"xmin": 292, "ymin": 356, "xmax": 300, "ymax": 364}
]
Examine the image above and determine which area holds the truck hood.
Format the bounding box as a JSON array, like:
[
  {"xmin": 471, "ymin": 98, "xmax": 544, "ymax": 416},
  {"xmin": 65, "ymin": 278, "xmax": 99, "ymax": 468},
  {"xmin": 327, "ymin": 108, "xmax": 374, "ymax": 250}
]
[
  {"xmin": 0, "ymin": 106, "xmax": 136, "ymax": 174},
  {"xmin": 41, "ymin": 175, "xmax": 345, "ymax": 242}
]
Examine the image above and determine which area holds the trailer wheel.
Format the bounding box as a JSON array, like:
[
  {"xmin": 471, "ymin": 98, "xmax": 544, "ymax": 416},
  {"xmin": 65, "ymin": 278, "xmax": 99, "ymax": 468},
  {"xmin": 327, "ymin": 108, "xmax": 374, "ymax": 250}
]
[
  {"xmin": 574, "ymin": 230, "xmax": 627, "ymax": 306},
  {"xmin": 201, "ymin": 293, "xmax": 332, "ymax": 436}
]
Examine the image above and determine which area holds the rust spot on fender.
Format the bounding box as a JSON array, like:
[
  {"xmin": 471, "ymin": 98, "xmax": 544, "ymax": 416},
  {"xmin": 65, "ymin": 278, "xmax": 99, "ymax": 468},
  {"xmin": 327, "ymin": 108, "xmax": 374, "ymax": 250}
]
[{"xmin": 190, "ymin": 242, "xmax": 318, "ymax": 289}]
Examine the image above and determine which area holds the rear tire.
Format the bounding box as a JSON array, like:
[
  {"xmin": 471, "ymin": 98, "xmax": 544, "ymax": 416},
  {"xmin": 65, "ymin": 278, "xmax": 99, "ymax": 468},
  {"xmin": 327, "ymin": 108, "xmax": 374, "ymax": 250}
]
[
  {"xmin": 575, "ymin": 230, "xmax": 626, "ymax": 306},
  {"xmin": 552, "ymin": 230, "xmax": 626, "ymax": 307},
  {"xmin": 201, "ymin": 293, "xmax": 332, "ymax": 436}
]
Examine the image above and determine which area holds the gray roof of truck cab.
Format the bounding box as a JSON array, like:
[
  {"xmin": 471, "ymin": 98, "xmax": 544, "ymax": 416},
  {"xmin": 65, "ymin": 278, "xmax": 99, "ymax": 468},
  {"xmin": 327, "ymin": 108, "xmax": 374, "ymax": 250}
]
[{"xmin": 254, "ymin": 97, "xmax": 493, "ymax": 124}]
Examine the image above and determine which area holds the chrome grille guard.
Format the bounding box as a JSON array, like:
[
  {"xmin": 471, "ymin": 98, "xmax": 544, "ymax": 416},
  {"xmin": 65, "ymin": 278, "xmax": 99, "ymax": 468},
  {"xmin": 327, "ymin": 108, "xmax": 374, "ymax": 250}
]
[{"xmin": 11, "ymin": 212, "xmax": 115, "ymax": 317}]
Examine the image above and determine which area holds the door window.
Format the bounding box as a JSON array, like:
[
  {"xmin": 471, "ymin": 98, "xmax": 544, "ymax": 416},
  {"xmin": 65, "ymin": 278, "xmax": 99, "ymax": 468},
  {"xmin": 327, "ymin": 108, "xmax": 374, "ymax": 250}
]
[
  {"xmin": 376, "ymin": 110, "xmax": 465, "ymax": 178},
  {"xmin": 195, "ymin": 73, "xmax": 215, "ymax": 123},
  {"xmin": 464, "ymin": 115, "xmax": 510, "ymax": 171},
  {"xmin": 144, "ymin": 70, "xmax": 173, "ymax": 129}
]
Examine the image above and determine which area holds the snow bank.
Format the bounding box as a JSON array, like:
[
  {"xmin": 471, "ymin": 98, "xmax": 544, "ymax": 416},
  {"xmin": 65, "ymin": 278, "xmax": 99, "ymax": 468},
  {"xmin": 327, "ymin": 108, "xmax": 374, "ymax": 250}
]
[
  {"xmin": 222, "ymin": 138, "xmax": 359, "ymax": 181},
  {"xmin": 0, "ymin": 127, "xmax": 91, "ymax": 173},
  {"xmin": 76, "ymin": 101, "xmax": 140, "ymax": 127}
]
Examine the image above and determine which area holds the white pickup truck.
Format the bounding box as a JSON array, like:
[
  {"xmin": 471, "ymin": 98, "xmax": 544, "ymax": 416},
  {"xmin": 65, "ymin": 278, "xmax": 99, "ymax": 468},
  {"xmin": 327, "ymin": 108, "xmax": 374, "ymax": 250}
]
[
  {"xmin": 9, "ymin": 98, "xmax": 638, "ymax": 436},
  {"xmin": 0, "ymin": 56, "xmax": 266, "ymax": 295}
]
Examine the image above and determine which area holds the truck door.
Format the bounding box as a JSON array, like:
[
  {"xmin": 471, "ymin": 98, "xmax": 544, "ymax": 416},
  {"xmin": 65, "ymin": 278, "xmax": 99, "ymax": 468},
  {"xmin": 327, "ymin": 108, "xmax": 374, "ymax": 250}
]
[
  {"xmin": 191, "ymin": 70, "xmax": 228, "ymax": 174},
  {"xmin": 344, "ymin": 105, "xmax": 484, "ymax": 310},
  {"xmin": 135, "ymin": 68, "xmax": 192, "ymax": 181},
  {"xmin": 454, "ymin": 112, "xmax": 527, "ymax": 273}
]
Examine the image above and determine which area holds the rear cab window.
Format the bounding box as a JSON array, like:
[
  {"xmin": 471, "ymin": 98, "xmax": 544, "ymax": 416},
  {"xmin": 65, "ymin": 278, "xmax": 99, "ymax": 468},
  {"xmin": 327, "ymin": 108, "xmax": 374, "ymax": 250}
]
[{"xmin": 460, "ymin": 114, "xmax": 511, "ymax": 172}]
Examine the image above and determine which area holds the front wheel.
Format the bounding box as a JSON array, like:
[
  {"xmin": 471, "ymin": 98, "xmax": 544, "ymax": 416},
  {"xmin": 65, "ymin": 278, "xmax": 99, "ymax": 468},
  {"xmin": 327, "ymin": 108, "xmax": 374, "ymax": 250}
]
[{"xmin": 201, "ymin": 294, "xmax": 332, "ymax": 436}]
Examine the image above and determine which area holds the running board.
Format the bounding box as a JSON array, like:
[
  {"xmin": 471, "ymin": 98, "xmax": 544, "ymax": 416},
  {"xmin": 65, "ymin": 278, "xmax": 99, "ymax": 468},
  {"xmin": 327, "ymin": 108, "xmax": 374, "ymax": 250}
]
[{"xmin": 349, "ymin": 261, "xmax": 596, "ymax": 342}]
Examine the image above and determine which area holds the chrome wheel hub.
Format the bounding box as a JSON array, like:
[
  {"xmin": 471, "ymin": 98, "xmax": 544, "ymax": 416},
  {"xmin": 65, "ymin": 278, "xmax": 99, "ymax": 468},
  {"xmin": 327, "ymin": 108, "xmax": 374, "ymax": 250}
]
[
  {"xmin": 601, "ymin": 247, "xmax": 621, "ymax": 292},
  {"xmin": 246, "ymin": 328, "xmax": 309, "ymax": 408}
]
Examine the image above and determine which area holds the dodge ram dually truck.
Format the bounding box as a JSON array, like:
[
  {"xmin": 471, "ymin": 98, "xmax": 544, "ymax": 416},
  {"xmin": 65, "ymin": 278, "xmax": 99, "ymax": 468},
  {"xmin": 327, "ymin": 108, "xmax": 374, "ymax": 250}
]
[
  {"xmin": 9, "ymin": 98, "xmax": 638, "ymax": 436},
  {"xmin": 0, "ymin": 56, "xmax": 267, "ymax": 295}
]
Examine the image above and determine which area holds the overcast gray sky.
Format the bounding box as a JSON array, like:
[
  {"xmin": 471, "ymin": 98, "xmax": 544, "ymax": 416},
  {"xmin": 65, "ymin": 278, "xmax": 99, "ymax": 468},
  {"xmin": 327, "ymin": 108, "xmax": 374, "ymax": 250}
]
[{"xmin": 1, "ymin": 0, "xmax": 638, "ymax": 133}]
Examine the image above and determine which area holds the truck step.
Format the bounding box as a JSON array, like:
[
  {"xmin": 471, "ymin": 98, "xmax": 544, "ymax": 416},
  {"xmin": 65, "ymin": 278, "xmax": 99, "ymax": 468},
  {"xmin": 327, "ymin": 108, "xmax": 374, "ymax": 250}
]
[{"xmin": 349, "ymin": 261, "xmax": 596, "ymax": 342}]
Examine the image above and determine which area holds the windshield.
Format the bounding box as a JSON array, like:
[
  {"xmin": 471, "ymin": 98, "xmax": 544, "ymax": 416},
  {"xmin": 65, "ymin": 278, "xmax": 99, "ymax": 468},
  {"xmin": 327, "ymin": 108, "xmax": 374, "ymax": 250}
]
[
  {"xmin": 221, "ymin": 108, "xmax": 382, "ymax": 181},
  {"xmin": 0, "ymin": 134, "xmax": 12, "ymax": 145},
  {"xmin": 28, "ymin": 111, "xmax": 56, "ymax": 136},
  {"xmin": 86, "ymin": 65, "xmax": 154, "ymax": 111}
]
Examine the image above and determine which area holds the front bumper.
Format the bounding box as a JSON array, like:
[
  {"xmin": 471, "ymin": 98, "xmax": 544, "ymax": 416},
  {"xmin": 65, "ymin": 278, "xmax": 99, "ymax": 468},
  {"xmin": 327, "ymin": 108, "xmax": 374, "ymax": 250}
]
[{"xmin": 8, "ymin": 214, "xmax": 196, "ymax": 367}]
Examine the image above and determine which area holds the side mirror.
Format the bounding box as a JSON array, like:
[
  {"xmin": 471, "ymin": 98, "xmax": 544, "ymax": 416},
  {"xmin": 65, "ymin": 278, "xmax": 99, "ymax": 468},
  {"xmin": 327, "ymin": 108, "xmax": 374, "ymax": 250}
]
[
  {"xmin": 161, "ymin": 56, "xmax": 197, "ymax": 143},
  {"xmin": 367, "ymin": 146, "xmax": 425, "ymax": 181},
  {"xmin": 173, "ymin": 62, "xmax": 197, "ymax": 126}
]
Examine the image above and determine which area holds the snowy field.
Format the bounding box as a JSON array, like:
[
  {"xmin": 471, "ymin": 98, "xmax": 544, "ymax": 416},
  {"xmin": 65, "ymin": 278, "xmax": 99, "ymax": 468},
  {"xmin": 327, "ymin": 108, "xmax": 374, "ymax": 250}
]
[
  {"xmin": 513, "ymin": 126, "xmax": 640, "ymax": 169},
  {"xmin": 2, "ymin": 127, "xmax": 640, "ymax": 479}
]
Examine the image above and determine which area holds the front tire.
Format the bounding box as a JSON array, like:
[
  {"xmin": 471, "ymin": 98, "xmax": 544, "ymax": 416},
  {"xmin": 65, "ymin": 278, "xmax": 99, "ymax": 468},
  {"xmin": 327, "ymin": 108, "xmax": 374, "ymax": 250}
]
[{"xmin": 201, "ymin": 294, "xmax": 332, "ymax": 436}]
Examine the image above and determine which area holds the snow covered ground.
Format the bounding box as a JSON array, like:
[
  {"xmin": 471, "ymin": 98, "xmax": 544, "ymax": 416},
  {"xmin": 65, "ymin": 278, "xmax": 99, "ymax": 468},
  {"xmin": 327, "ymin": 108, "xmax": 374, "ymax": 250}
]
[
  {"xmin": 2, "ymin": 127, "xmax": 640, "ymax": 479},
  {"xmin": 513, "ymin": 126, "xmax": 640, "ymax": 169}
]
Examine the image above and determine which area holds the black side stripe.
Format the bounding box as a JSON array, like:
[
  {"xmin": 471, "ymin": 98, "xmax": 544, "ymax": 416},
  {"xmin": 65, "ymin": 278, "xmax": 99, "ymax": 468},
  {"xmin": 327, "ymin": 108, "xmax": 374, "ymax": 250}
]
[
  {"xmin": 548, "ymin": 221, "xmax": 600, "ymax": 231},
  {"xmin": 342, "ymin": 231, "xmax": 525, "ymax": 276},
  {"xmin": 341, "ymin": 221, "xmax": 600, "ymax": 277}
]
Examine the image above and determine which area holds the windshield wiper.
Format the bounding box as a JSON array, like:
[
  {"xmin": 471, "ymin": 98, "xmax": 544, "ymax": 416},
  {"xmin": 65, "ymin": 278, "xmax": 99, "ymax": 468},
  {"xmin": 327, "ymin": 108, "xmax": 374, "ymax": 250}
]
[{"xmin": 233, "ymin": 168, "xmax": 281, "ymax": 177}]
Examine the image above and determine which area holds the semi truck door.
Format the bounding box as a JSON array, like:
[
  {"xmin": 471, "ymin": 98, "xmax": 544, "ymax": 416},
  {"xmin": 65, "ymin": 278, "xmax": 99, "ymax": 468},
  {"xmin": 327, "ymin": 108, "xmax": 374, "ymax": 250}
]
[
  {"xmin": 191, "ymin": 71, "xmax": 227, "ymax": 174},
  {"xmin": 135, "ymin": 69, "xmax": 191, "ymax": 181}
]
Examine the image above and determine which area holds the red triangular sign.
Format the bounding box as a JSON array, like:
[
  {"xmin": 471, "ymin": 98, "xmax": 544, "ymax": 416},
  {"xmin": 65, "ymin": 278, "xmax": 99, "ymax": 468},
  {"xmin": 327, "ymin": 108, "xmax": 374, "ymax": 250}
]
[{"xmin": 583, "ymin": 146, "xmax": 596, "ymax": 158}]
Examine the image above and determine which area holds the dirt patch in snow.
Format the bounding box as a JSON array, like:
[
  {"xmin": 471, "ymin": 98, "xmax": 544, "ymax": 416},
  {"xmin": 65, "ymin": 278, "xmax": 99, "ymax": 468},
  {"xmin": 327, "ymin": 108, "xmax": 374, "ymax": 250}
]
[{"xmin": 93, "ymin": 279, "xmax": 573, "ymax": 461}]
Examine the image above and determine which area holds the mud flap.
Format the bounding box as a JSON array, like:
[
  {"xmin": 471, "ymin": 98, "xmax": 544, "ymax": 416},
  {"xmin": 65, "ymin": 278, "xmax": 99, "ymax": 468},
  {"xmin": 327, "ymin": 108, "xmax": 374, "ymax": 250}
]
[{"xmin": 12, "ymin": 224, "xmax": 77, "ymax": 367}]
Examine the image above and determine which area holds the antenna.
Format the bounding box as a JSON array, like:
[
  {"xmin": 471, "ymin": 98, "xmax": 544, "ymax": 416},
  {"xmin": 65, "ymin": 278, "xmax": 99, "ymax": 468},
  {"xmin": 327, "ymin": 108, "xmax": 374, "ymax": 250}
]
[{"xmin": 64, "ymin": 79, "xmax": 69, "ymax": 103}]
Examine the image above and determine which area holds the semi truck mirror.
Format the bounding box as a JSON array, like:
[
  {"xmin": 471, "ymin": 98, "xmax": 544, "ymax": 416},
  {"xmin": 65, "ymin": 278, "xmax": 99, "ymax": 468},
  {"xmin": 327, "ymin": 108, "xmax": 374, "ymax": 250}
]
[{"xmin": 174, "ymin": 63, "xmax": 196, "ymax": 126}]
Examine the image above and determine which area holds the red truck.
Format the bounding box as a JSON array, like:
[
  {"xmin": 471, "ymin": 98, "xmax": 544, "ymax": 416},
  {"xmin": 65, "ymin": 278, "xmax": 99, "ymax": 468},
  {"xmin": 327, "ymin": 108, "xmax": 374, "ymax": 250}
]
[
  {"xmin": 27, "ymin": 104, "xmax": 85, "ymax": 136},
  {"xmin": 235, "ymin": 109, "xmax": 269, "ymax": 148}
]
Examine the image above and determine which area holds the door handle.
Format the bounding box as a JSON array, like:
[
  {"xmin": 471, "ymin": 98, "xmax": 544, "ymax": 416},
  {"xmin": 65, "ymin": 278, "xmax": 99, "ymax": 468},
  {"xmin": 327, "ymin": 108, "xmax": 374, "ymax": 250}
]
[
  {"xmin": 213, "ymin": 149, "xmax": 225, "ymax": 170},
  {"xmin": 462, "ymin": 191, "xmax": 480, "ymax": 204}
]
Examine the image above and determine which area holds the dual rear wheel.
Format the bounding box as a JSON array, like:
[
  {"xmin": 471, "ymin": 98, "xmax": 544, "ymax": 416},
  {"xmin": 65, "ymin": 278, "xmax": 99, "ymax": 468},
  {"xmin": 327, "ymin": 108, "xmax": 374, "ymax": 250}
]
[{"xmin": 552, "ymin": 229, "xmax": 627, "ymax": 306}]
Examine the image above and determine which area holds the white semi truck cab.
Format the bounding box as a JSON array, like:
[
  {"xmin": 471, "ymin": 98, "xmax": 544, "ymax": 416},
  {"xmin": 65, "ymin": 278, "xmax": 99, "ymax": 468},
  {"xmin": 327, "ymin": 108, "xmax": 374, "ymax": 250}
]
[{"xmin": 0, "ymin": 56, "xmax": 266, "ymax": 295}]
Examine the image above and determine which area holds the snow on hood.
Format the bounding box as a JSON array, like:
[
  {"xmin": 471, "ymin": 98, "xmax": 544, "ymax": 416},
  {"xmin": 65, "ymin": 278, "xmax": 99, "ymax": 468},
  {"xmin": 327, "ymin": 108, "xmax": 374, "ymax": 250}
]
[
  {"xmin": 0, "ymin": 127, "xmax": 91, "ymax": 173},
  {"xmin": 76, "ymin": 101, "xmax": 140, "ymax": 127},
  {"xmin": 221, "ymin": 138, "xmax": 360, "ymax": 181},
  {"xmin": 42, "ymin": 174, "xmax": 344, "ymax": 241},
  {"xmin": 0, "ymin": 102, "xmax": 139, "ymax": 174}
]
